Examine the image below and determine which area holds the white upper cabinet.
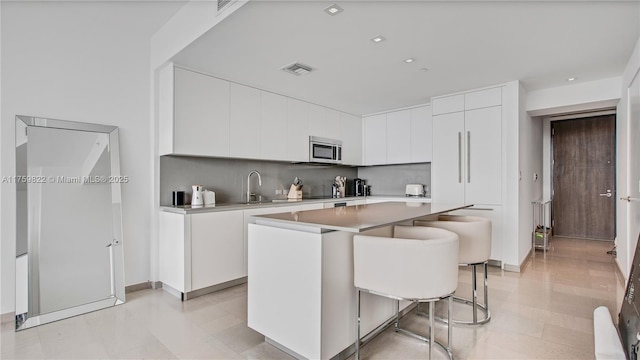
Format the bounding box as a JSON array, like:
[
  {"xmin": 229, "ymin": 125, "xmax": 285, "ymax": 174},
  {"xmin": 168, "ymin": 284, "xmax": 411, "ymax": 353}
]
[
  {"xmin": 464, "ymin": 106, "xmax": 502, "ymax": 205},
  {"xmin": 324, "ymin": 108, "xmax": 342, "ymax": 141},
  {"xmin": 308, "ymin": 104, "xmax": 341, "ymax": 141},
  {"xmin": 431, "ymin": 87, "xmax": 503, "ymax": 206},
  {"xmin": 363, "ymin": 114, "xmax": 387, "ymax": 165},
  {"xmin": 464, "ymin": 87, "xmax": 501, "ymax": 110},
  {"xmin": 341, "ymin": 113, "xmax": 362, "ymax": 166},
  {"xmin": 362, "ymin": 105, "xmax": 432, "ymax": 166},
  {"xmin": 286, "ymin": 98, "xmax": 310, "ymax": 163},
  {"xmin": 410, "ymin": 105, "xmax": 432, "ymax": 163},
  {"xmin": 432, "ymin": 112, "xmax": 466, "ymax": 205},
  {"xmin": 159, "ymin": 65, "xmax": 361, "ymax": 163},
  {"xmin": 260, "ymin": 92, "xmax": 288, "ymax": 161},
  {"xmin": 158, "ymin": 64, "xmax": 174, "ymax": 156},
  {"xmin": 159, "ymin": 66, "xmax": 230, "ymax": 157},
  {"xmin": 307, "ymin": 103, "xmax": 325, "ymax": 139},
  {"xmin": 230, "ymin": 83, "xmax": 261, "ymax": 159},
  {"xmin": 386, "ymin": 110, "xmax": 411, "ymax": 164},
  {"xmin": 432, "ymin": 94, "xmax": 464, "ymax": 115}
]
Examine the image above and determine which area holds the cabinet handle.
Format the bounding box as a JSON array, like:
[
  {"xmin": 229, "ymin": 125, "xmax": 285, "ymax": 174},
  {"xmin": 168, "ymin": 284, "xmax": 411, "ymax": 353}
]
[
  {"xmin": 467, "ymin": 131, "xmax": 471, "ymax": 183},
  {"xmin": 458, "ymin": 132, "xmax": 462, "ymax": 183}
]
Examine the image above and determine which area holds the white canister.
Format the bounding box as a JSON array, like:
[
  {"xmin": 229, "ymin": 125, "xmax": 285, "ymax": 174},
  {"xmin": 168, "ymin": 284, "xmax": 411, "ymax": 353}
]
[{"xmin": 203, "ymin": 190, "xmax": 216, "ymax": 205}]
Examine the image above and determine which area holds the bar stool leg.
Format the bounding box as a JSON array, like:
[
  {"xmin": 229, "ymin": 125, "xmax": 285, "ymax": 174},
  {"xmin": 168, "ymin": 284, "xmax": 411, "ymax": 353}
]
[
  {"xmin": 472, "ymin": 264, "xmax": 478, "ymax": 324},
  {"xmin": 429, "ymin": 301, "xmax": 434, "ymax": 360},
  {"xmin": 448, "ymin": 296, "xmax": 453, "ymax": 349},
  {"xmin": 484, "ymin": 263, "xmax": 489, "ymax": 315},
  {"xmin": 355, "ymin": 290, "xmax": 361, "ymax": 360},
  {"xmin": 395, "ymin": 300, "xmax": 400, "ymax": 330}
]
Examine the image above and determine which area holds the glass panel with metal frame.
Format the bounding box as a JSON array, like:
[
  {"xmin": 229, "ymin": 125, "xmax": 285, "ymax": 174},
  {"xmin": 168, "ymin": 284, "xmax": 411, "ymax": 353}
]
[{"xmin": 15, "ymin": 115, "xmax": 125, "ymax": 331}]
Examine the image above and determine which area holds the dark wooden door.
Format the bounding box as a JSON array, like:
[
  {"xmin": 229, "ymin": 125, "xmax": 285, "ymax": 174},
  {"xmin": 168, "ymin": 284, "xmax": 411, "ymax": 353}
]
[{"xmin": 552, "ymin": 115, "xmax": 616, "ymax": 240}]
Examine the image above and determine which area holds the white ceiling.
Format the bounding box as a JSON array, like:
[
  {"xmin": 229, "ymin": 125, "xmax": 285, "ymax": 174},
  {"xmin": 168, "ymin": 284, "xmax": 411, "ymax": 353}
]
[{"xmin": 172, "ymin": 0, "xmax": 640, "ymax": 115}]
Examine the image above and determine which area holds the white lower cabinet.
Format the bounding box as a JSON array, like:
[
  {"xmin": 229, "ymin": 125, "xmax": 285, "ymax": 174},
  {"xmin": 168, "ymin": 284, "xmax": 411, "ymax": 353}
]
[
  {"xmin": 159, "ymin": 210, "xmax": 244, "ymax": 295},
  {"xmin": 159, "ymin": 211, "xmax": 188, "ymax": 293},
  {"xmin": 191, "ymin": 211, "xmax": 244, "ymax": 290}
]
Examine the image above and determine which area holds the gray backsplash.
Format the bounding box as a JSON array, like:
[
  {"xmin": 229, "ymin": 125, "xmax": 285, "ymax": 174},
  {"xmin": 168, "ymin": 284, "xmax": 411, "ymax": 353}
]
[
  {"xmin": 357, "ymin": 163, "xmax": 431, "ymax": 197},
  {"xmin": 160, "ymin": 156, "xmax": 358, "ymax": 205},
  {"xmin": 161, "ymin": 156, "xmax": 431, "ymax": 205}
]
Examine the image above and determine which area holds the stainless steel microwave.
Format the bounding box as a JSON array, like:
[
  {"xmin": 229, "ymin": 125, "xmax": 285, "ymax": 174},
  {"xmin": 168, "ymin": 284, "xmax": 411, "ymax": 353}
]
[{"xmin": 309, "ymin": 136, "xmax": 342, "ymax": 164}]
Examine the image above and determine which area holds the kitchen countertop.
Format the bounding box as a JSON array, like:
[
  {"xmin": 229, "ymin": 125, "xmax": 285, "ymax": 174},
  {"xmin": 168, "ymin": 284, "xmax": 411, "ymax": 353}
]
[
  {"xmin": 159, "ymin": 195, "xmax": 431, "ymax": 214},
  {"xmin": 252, "ymin": 201, "xmax": 467, "ymax": 233}
]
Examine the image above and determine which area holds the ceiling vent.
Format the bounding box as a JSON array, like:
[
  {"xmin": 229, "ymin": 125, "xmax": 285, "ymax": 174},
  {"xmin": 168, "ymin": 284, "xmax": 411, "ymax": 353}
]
[{"xmin": 281, "ymin": 62, "xmax": 315, "ymax": 76}]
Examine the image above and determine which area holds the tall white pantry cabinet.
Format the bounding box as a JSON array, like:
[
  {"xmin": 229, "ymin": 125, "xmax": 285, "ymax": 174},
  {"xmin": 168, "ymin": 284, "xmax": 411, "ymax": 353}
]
[{"xmin": 431, "ymin": 86, "xmax": 505, "ymax": 263}]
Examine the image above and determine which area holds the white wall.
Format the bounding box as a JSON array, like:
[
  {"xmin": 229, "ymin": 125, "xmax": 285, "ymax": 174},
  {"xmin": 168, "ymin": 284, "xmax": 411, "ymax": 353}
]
[
  {"xmin": 527, "ymin": 77, "xmax": 621, "ymax": 116},
  {"xmin": 518, "ymin": 83, "xmax": 544, "ymax": 265},
  {"xmin": 150, "ymin": 1, "xmax": 248, "ymax": 69},
  {"xmin": 0, "ymin": 0, "xmax": 3, "ymax": 317},
  {"xmin": 0, "ymin": 1, "xmax": 183, "ymax": 314},
  {"xmin": 618, "ymin": 36, "xmax": 640, "ymax": 279},
  {"xmin": 502, "ymin": 81, "xmax": 521, "ymax": 269}
]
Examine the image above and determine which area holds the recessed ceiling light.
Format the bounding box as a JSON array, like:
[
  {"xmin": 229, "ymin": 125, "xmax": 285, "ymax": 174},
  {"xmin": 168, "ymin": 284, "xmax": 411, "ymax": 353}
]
[
  {"xmin": 419, "ymin": 68, "xmax": 429, "ymax": 72},
  {"xmin": 371, "ymin": 35, "xmax": 386, "ymax": 43},
  {"xmin": 324, "ymin": 4, "xmax": 343, "ymax": 16},
  {"xmin": 567, "ymin": 77, "xmax": 576, "ymax": 82},
  {"xmin": 404, "ymin": 58, "xmax": 415, "ymax": 63}
]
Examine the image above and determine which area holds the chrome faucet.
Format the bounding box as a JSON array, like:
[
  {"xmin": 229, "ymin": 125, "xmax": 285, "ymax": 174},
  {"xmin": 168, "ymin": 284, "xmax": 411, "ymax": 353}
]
[{"xmin": 247, "ymin": 170, "xmax": 262, "ymax": 202}]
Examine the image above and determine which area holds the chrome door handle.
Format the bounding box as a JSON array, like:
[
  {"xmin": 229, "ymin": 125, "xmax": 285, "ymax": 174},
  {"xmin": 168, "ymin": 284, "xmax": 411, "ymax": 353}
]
[
  {"xmin": 467, "ymin": 131, "xmax": 471, "ymax": 183},
  {"xmin": 599, "ymin": 190, "xmax": 612, "ymax": 198},
  {"xmin": 458, "ymin": 132, "xmax": 462, "ymax": 183},
  {"xmin": 621, "ymin": 196, "xmax": 640, "ymax": 202}
]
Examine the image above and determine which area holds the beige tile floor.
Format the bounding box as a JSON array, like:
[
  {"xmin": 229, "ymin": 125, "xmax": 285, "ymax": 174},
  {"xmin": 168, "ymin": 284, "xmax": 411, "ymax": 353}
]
[{"xmin": 1, "ymin": 237, "xmax": 624, "ymax": 359}]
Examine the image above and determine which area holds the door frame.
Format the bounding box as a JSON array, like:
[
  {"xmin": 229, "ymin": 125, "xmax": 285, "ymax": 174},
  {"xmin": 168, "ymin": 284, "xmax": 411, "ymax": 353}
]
[{"xmin": 544, "ymin": 109, "xmax": 617, "ymax": 240}]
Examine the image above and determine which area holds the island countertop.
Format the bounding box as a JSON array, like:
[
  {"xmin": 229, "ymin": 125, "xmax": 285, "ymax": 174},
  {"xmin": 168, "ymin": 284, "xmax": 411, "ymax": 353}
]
[{"xmin": 252, "ymin": 201, "xmax": 469, "ymax": 233}]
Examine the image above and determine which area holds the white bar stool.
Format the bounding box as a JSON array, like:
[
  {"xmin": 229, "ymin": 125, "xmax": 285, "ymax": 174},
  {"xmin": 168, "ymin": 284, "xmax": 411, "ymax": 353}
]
[
  {"xmin": 354, "ymin": 225, "xmax": 459, "ymax": 360},
  {"xmin": 415, "ymin": 215, "xmax": 492, "ymax": 326}
]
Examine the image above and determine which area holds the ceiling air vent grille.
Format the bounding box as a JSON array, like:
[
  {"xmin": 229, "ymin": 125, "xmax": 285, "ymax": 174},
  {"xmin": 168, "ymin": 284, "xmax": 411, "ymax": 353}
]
[
  {"xmin": 218, "ymin": 0, "xmax": 232, "ymax": 11},
  {"xmin": 281, "ymin": 62, "xmax": 314, "ymax": 76}
]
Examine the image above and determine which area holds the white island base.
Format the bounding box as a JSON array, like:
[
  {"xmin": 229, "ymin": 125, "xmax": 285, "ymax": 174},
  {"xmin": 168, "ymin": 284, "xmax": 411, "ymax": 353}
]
[
  {"xmin": 247, "ymin": 202, "xmax": 469, "ymax": 360},
  {"xmin": 248, "ymin": 223, "xmax": 410, "ymax": 360}
]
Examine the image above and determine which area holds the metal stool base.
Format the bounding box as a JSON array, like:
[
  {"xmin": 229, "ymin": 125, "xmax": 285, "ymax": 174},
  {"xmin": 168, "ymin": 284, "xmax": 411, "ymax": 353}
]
[
  {"xmin": 418, "ymin": 262, "xmax": 491, "ymax": 326},
  {"xmin": 394, "ymin": 326, "xmax": 454, "ymax": 360},
  {"xmin": 356, "ymin": 292, "xmax": 455, "ymax": 360}
]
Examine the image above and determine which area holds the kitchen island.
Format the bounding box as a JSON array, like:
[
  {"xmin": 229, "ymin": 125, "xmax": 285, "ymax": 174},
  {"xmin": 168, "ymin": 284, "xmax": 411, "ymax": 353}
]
[{"xmin": 247, "ymin": 201, "xmax": 468, "ymax": 360}]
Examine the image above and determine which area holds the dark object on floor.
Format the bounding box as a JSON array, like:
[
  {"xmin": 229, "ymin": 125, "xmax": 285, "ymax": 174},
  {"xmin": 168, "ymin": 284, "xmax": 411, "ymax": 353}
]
[{"xmin": 619, "ymin": 233, "xmax": 640, "ymax": 359}]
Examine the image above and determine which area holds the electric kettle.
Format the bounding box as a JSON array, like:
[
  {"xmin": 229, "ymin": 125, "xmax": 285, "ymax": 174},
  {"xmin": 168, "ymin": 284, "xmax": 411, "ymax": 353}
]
[{"xmin": 192, "ymin": 185, "xmax": 204, "ymax": 206}]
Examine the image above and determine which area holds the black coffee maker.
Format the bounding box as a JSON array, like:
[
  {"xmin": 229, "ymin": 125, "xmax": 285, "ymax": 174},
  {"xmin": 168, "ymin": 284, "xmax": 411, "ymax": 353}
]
[{"xmin": 353, "ymin": 178, "xmax": 366, "ymax": 197}]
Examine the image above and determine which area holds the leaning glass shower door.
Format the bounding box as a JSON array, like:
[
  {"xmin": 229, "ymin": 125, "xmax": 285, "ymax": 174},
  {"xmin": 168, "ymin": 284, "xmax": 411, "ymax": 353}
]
[{"xmin": 15, "ymin": 116, "xmax": 124, "ymax": 330}]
